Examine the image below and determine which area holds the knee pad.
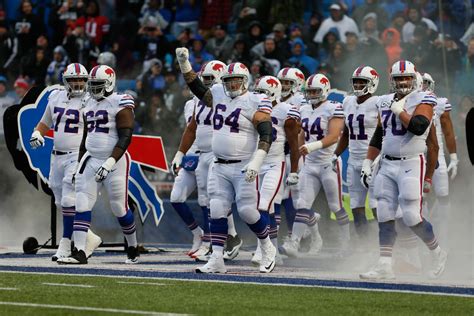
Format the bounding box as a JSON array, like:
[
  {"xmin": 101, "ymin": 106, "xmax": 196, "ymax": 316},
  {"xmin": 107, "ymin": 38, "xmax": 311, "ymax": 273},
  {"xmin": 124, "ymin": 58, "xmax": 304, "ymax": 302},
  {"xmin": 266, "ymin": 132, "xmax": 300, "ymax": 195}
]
[
  {"xmin": 75, "ymin": 192, "xmax": 90, "ymax": 213},
  {"xmin": 61, "ymin": 195, "xmax": 75, "ymax": 209},
  {"xmin": 376, "ymin": 198, "xmax": 396, "ymax": 223},
  {"xmin": 399, "ymin": 177, "xmax": 421, "ymax": 201},
  {"xmin": 170, "ymin": 186, "xmax": 186, "ymax": 203},
  {"xmin": 197, "ymin": 194, "xmax": 209, "ymax": 208},
  {"xmin": 109, "ymin": 199, "xmax": 127, "ymax": 218},
  {"xmin": 238, "ymin": 205, "xmax": 260, "ymax": 224},
  {"xmin": 209, "ymin": 199, "xmax": 230, "ymax": 219},
  {"xmin": 399, "ymin": 199, "xmax": 423, "ymax": 227}
]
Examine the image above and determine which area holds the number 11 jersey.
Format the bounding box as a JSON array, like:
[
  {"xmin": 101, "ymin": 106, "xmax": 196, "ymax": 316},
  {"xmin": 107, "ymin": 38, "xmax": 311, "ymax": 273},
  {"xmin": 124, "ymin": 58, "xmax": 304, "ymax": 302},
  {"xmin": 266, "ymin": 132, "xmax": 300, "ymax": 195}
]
[{"xmin": 83, "ymin": 92, "xmax": 135, "ymax": 159}]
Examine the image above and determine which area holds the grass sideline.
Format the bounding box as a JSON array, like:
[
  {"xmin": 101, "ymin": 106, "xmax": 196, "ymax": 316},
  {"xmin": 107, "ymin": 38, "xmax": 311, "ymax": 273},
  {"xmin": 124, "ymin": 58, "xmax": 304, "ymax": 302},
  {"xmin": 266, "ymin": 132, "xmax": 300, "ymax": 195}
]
[{"xmin": 0, "ymin": 273, "xmax": 473, "ymax": 315}]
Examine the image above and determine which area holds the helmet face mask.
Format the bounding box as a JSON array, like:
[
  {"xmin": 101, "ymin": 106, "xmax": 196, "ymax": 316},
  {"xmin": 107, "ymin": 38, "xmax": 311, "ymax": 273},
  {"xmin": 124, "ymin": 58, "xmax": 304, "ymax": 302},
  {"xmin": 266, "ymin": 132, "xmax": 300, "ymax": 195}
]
[
  {"xmin": 351, "ymin": 78, "xmax": 370, "ymax": 97},
  {"xmin": 280, "ymin": 78, "xmax": 296, "ymax": 97},
  {"xmin": 201, "ymin": 74, "xmax": 215, "ymax": 88},
  {"xmin": 304, "ymin": 74, "xmax": 330, "ymax": 105},
  {"xmin": 305, "ymin": 87, "xmax": 324, "ymax": 105},
  {"xmin": 277, "ymin": 67, "xmax": 304, "ymax": 97},
  {"xmin": 65, "ymin": 77, "xmax": 88, "ymax": 97},
  {"xmin": 222, "ymin": 76, "xmax": 246, "ymax": 98},
  {"xmin": 88, "ymin": 79, "xmax": 107, "ymax": 99},
  {"xmin": 88, "ymin": 65, "xmax": 116, "ymax": 100},
  {"xmin": 391, "ymin": 75, "xmax": 416, "ymax": 96},
  {"xmin": 422, "ymin": 73, "xmax": 435, "ymax": 92}
]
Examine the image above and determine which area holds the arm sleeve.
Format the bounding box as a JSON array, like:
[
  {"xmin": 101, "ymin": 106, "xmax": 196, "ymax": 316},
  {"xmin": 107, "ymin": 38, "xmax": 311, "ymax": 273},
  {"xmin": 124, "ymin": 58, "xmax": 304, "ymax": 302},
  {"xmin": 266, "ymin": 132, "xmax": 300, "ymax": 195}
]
[
  {"xmin": 286, "ymin": 106, "xmax": 301, "ymax": 121},
  {"xmin": 331, "ymin": 102, "xmax": 345, "ymax": 118}
]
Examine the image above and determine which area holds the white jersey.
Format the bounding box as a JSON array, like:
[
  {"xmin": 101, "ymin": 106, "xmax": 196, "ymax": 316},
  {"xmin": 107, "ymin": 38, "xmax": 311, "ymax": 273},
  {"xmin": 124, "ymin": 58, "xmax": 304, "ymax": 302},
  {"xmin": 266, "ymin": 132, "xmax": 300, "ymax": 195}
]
[
  {"xmin": 300, "ymin": 100, "xmax": 344, "ymax": 164},
  {"xmin": 285, "ymin": 92, "xmax": 308, "ymax": 110},
  {"xmin": 193, "ymin": 96, "xmax": 214, "ymax": 153},
  {"xmin": 210, "ymin": 84, "xmax": 272, "ymax": 160},
  {"xmin": 434, "ymin": 96, "xmax": 451, "ymax": 157},
  {"xmin": 40, "ymin": 88, "xmax": 85, "ymax": 152},
  {"xmin": 342, "ymin": 95, "xmax": 379, "ymax": 166},
  {"xmin": 376, "ymin": 91, "xmax": 437, "ymax": 157},
  {"xmin": 266, "ymin": 102, "xmax": 300, "ymax": 163},
  {"xmin": 84, "ymin": 92, "xmax": 134, "ymax": 159},
  {"xmin": 184, "ymin": 98, "xmax": 198, "ymax": 154}
]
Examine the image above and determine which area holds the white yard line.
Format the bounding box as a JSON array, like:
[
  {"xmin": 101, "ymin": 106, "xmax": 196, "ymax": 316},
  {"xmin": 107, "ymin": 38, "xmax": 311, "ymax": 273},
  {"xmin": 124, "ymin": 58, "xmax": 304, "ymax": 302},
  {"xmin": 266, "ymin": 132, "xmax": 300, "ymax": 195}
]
[
  {"xmin": 42, "ymin": 282, "xmax": 95, "ymax": 288},
  {"xmin": 0, "ymin": 287, "xmax": 17, "ymax": 291},
  {"xmin": 0, "ymin": 301, "xmax": 190, "ymax": 315},
  {"xmin": 117, "ymin": 281, "xmax": 168, "ymax": 286}
]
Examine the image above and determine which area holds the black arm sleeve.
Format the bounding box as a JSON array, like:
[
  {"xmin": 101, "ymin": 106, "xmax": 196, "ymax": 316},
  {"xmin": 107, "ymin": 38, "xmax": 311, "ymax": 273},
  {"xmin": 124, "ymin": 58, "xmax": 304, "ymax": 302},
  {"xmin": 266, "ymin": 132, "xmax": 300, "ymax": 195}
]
[
  {"xmin": 116, "ymin": 127, "xmax": 133, "ymax": 151},
  {"xmin": 369, "ymin": 125, "xmax": 383, "ymax": 150},
  {"xmin": 256, "ymin": 120, "xmax": 273, "ymax": 145},
  {"xmin": 188, "ymin": 77, "xmax": 209, "ymax": 100},
  {"xmin": 407, "ymin": 115, "xmax": 431, "ymax": 136}
]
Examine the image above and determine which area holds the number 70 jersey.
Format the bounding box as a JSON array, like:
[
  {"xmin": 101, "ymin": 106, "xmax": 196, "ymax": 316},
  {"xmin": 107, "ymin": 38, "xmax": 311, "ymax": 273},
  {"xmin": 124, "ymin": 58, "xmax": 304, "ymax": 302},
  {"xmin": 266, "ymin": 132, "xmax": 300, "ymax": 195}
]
[{"xmin": 83, "ymin": 92, "xmax": 135, "ymax": 159}]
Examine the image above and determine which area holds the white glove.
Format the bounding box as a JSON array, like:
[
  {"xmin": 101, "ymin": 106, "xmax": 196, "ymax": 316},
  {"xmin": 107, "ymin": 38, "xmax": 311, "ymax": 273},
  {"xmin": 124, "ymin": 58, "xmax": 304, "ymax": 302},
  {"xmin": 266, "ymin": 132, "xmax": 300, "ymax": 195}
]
[
  {"xmin": 390, "ymin": 98, "xmax": 406, "ymax": 116},
  {"xmin": 242, "ymin": 149, "xmax": 267, "ymax": 183},
  {"xmin": 286, "ymin": 172, "xmax": 299, "ymax": 186},
  {"xmin": 95, "ymin": 157, "xmax": 116, "ymax": 182},
  {"xmin": 330, "ymin": 154, "xmax": 339, "ymax": 172},
  {"xmin": 423, "ymin": 177, "xmax": 432, "ymax": 194},
  {"xmin": 175, "ymin": 47, "xmax": 192, "ymax": 73},
  {"xmin": 447, "ymin": 153, "xmax": 458, "ymax": 180},
  {"xmin": 360, "ymin": 158, "xmax": 373, "ymax": 189},
  {"xmin": 171, "ymin": 151, "xmax": 184, "ymax": 176},
  {"xmin": 29, "ymin": 130, "xmax": 45, "ymax": 149},
  {"xmin": 300, "ymin": 140, "xmax": 323, "ymax": 156}
]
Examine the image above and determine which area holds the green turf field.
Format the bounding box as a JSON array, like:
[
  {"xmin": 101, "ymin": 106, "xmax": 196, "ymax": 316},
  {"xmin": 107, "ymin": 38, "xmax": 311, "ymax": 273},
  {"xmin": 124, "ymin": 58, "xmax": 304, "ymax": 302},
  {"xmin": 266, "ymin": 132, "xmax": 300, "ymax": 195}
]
[{"xmin": 0, "ymin": 272, "xmax": 472, "ymax": 315}]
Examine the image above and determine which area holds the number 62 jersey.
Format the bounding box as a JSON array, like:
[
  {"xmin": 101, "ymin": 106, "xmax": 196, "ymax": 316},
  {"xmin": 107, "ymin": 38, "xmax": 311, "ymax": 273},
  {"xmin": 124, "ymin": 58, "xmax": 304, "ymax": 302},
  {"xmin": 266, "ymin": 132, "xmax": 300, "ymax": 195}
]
[
  {"xmin": 40, "ymin": 87, "xmax": 84, "ymax": 152},
  {"xmin": 83, "ymin": 92, "xmax": 135, "ymax": 159}
]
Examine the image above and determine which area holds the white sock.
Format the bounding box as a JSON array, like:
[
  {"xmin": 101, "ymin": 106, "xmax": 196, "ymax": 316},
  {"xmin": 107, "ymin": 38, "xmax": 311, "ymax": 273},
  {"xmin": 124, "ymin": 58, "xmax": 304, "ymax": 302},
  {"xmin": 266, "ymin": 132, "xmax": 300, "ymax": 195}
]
[
  {"xmin": 292, "ymin": 222, "xmax": 307, "ymax": 242},
  {"xmin": 227, "ymin": 214, "xmax": 237, "ymax": 237},
  {"xmin": 271, "ymin": 236, "xmax": 278, "ymax": 249},
  {"xmin": 406, "ymin": 246, "xmax": 422, "ymax": 269},
  {"xmin": 73, "ymin": 230, "xmax": 87, "ymax": 251},
  {"xmin": 260, "ymin": 236, "xmax": 272, "ymax": 247},
  {"xmin": 125, "ymin": 232, "xmax": 137, "ymax": 248},
  {"xmin": 212, "ymin": 245, "xmax": 224, "ymax": 258},
  {"xmin": 379, "ymin": 256, "xmax": 392, "ymax": 265},
  {"xmin": 191, "ymin": 227, "xmax": 203, "ymax": 237}
]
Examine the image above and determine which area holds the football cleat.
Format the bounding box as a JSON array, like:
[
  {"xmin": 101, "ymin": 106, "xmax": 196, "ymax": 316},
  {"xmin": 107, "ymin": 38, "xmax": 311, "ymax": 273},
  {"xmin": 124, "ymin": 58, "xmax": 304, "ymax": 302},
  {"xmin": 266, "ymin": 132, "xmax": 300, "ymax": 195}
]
[
  {"xmin": 52, "ymin": 238, "xmax": 71, "ymax": 261},
  {"xmin": 251, "ymin": 243, "xmax": 262, "ymax": 265},
  {"xmin": 429, "ymin": 249, "xmax": 447, "ymax": 279},
  {"xmin": 360, "ymin": 260, "xmax": 395, "ymax": 280},
  {"xmin": 84, "ymin": 230, "xmax": 102, "ymax": 258},
  {"xmin": 191, "ymin": 243, "xmax": 211, "ymax": 261},
  {"xmin": 195, "ymin": 253, "xmax": 226, "ymax": 273},
  {"xmin": 223, "ymin": 234, "xmax": 242, "ymax": 260},
  {"xmin": 259, "ymin": 240, "xmax": 276, "ymax": 273},
  {"xmin": 188, "ymin": 228, "xmax": 203, "ymax": 257},
  {"xmin": 125, "ymin": 246, "xmax": 139, "ymax": 264},
  {"xmin": 281, "ymin": 238, "xmax": 299, "ymax": 258},
  {"xmin": 57, "ymin": 248, "xmax": 87, "ymax": 265},
  {"xmin": 308, "ymin": 223, "xmax": 323, "ymax": 255}
]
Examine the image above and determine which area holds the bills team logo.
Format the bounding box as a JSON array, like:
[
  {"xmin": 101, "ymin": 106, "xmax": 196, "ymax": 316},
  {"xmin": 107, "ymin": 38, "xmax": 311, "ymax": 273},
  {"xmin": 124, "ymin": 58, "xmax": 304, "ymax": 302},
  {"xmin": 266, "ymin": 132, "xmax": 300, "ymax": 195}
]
[
  {"xmin": 104, "ymin": 67, "xmax": 115, "ymax": 77},
  {"xmin": 18, "ymin": 85, "xmax": 168, "ymax": 226},
  {"xmin": 212, "ymin": 63, "xmax": 224, "ymax": 72},
  {"xmin": 266, "ymin": 78, "xmax": 279, "ymax": 87},
  {"xmin": 320, "ymin": 77, "xmax": 329, "ymax": 86}
]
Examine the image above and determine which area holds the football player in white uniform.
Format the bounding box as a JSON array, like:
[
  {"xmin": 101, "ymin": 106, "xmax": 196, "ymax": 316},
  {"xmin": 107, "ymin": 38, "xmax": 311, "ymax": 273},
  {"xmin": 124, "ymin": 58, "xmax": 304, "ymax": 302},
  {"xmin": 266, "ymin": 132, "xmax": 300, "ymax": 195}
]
[
  {"xmin": 30, "ymin": 63, "xmax": 102, "ymax": 261},
  {"xmin": 282, "ymin": 74, "xmax": 350, "ymax": 257},
  {"xmin": 421, "ymin": 73, "xmax": 457, "ymax": 243},
  {"xmin": 250, "ymin": 76, "xmax": 301, "ymax": 265},
  {"xmin": 277, "ymin": 67, "xmax": 306, "ymax": 239},
  {"xmin": 176, "ymin": 47, "xmax": 277, "ymax": 273},
  {"xmin": 332, "ymin": 66, "xmax": 380, "ymax": 238},
  {"xmin": 58, "ymin": 65, "xmax": 139, "ymax": 264},
  {"xmin": 360, "ymin": 60, "xmax": 447, "ymax": 279}
]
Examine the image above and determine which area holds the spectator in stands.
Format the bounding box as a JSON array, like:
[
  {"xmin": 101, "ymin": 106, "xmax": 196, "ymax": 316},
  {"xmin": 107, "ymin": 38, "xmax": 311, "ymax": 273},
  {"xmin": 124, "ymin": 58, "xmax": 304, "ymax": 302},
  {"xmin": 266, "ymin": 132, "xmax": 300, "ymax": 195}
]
[
  {"xmin": 390, "ymin": 11, "xmax": 406, "ymax": 33},
  {"xmin": 403, "ymin": 25, "xmax": 432, "ymax": 71},
  {"xmin": 21, "ymin": 47, "xmax": 49, "ymax": 86},
  {"xmin": 456, "ymin": 38, "xmax": 474, "ymax": 96},
  {"xmin": 381, "ymin": 0, "xmax": 406, "ymax": 20},
  {"xmin": 272, "ymin": 23, "xmax": 291, "ymax": 60},
  {"xmin": 14, "ymin": 0, "xmax": 45, "ymax": 56},
  {"xmin": 139, "ymin": 16, "xmax": 170, "ymax": 63},
  {"xmin": 36, "ymin": 35, "xmax": 52, "ymax": 60},
  {"xmin": 359, "ymin": 12, "xmax": 380, "ymax": 43},
  {"xmin": 188, "ymin": 36, "xmax": 214, "ymax": 72},
  {"xmin": 302, "ymin": 13, "xmax": 321, "ymax": 56},
  {"xmin": 137, "ymin": 58, "xmax": 166, "ymax": 99},
  {"xmin": 248, "ymin": 59, "xmax": 265, "ymax": 88},
  {"xmin": 319, "ymin": 29, "xmax": 340, "ymax": 64},
  {"xmin": 402, "ymin": 5, "xmax": 437, "ymax": 43},
  {"xmin": 139, "ymin": 0, "xmax": 170, "ymax": 32},
  {"xmin": 75, "ymin": 0, "xmax": 110, "ymax": 48},
  {"xmin": 432, "ymin": 34, "xmax": 462, "ymax": 88},
  {"xmin": 205, "ymin": 24, "xmax": 233, "ymax": 62},
  {"xmin": 48, "ymin": 0, "xmax": 83, "ymax": 47},
  {"xmin": 381, "ymin": 27, "xmax": 403, "ymax": 71},
  {"xmin": 199, "ymin": 0, "xmax": 232, "ymax": 32},
  {"xmin": 313, "ymin": 4, "xmax": 359, "ymax": 44},
  {"xmin": 0, "ymin": 22, "xmax": 18, "ymax": 78},
  {"xmin": 163, "ymin": 68, "xmax": 186, "ymax": 116},
  {"xmin": 227, "ymin": 35, "xmax": 251, "ymax": 67},
  {"xmin": 171, "ymin": 0, "xmax": 202, "ymax": 39},
  {"xmin": 288, "ymin": 37, "xmax": 319, "ymax": 76},
  {"xmin": 251, "ymin": 36, "xmax": 285, "ymax": 69},
  {"xmin": 352, "ymin": 0, "xmax": 389, "ymax": 31},
  {"xmin": 13, "ymin": 77, "xmax": 29, "ymax": 101},
  {"xmin": 244, "ymin": 21, "xmax": 265, "ymax": 50},
  {"xmin": 460, "ymin": 22, "xmax": 474, "ymax": 47},
  {"xmin": 0, "ymin": 75, "xmax": 15, "ymax": 142},
  {"xmin": 45, "ymin": 46, "xmax": 69, "ymax": 85},
  {"xmin": 62, "ymin": 24, "xmax": 99, "ymax": 68},
  {"xmin": 327, "ymin": 41, "xmax": 347, "ymax": 89},
  {"xmin": 344, "ymin": 31, "xmax": 363, "ymax": 66}
]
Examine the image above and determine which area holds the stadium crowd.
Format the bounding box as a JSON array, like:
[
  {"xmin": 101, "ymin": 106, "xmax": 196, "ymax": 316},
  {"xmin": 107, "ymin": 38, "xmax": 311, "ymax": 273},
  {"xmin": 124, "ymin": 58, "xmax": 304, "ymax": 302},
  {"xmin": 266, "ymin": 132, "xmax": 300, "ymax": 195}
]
[{"xmin": 0, "ymin": 0, "xmax": 472, "ymax": 157}]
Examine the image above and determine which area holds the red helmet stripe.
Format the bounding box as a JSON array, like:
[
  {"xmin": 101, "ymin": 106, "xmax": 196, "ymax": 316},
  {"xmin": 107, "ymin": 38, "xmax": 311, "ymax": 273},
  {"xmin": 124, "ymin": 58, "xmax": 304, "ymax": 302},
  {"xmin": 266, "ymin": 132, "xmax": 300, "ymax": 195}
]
[
  {"xmin": 355, "ymin": 66, "xmax": 364, "ymax": 76},
  {"xmin": 75, "ymin": 63, "xmax": 80, "ymax": 75},
  {"xmin": 282, "ymin": 67, "xmax": 290, "ymax": 77},
  {"xmin": 91, "ymin": 66, "xmax": 99, "ymax": 77},
  {"xmin": 229, "ymin": 63, "xmax": 235, "ymax": 74},
  {"xmin": 400, "ymin": 60, "xmax": 405, "ymax": 72},
  {"xmin": 308, "ymin": 75, "xmax": 314, "ymax": 86}
]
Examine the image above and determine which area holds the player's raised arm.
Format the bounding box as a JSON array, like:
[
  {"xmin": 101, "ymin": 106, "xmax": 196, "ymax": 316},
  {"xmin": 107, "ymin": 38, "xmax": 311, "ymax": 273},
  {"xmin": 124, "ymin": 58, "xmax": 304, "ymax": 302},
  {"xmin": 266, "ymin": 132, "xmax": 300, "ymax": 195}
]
[
  {"xmin": 29, "ymin": 94, "xmax": 55, "ymax": 149},
  {"xmin": 424, "ymin": 124, "xmax": 439, "ymax": 193},
  {"xmin": 175, "ymin": 47, "xmax": 213, "ymax": 107},
  {"xmin": 440, "ymin": 110, "xmax": 458, "ymax": 179}
]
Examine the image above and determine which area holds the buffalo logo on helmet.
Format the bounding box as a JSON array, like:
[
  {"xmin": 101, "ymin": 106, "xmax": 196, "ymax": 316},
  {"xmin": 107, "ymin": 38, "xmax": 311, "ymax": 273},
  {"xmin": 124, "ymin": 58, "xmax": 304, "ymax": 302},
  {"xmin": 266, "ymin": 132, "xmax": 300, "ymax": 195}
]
[
  {"xmin": 105, "ymin": 68, "xmax": 115, "ymax": 77},
  {"xmin": 266, "ymin": 78, "xmax": 279, "ymax": 87},
  {"xmin": 320, "ymin": 77, "xmax": 329, "ymax": 85},
  {"xmin": 239, "ymin": 63, "xmax": 247, "ymax": 70},
  {"xmin": 212, "ymin": 63, "xmax": 224, "ymax": 72},
  {"xmin": 370, "ymin": 69, "xmax": 379, "ymax": 78},
  {"xmin": 295, "ymin": 72, "xmax": 305, "ymax": 80}
]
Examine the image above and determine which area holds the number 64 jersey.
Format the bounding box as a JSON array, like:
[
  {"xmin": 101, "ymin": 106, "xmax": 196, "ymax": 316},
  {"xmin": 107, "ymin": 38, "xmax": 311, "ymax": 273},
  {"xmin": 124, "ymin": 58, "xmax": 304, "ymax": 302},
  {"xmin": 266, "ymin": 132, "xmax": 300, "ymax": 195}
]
[{"xmin": 83, "ymin": 92, "xmax": 135, "ymax": 159}]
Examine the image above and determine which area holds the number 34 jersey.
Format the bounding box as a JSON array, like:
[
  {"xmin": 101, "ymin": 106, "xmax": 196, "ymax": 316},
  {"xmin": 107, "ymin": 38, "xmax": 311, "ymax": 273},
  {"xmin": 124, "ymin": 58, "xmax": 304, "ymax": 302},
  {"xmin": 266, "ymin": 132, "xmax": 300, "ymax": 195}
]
[
  {"xmin": 83, "ymin": 92, "xmax": 135, "ymax": 159},
  {"xmin": 376, "ymin": 91, "xmax": 436, "ymax": 157},
  {"xmin": 210, "ymin": 84, "xmax": 273, "ymax": 161},
  {"xmin": 300, "ymin": 100, "xmax": 344, "ymax": 165},
  {"xmin": 342, "ymin": 95, "xmax": 379, "ymax": 166},
  {"xmin": 40, "ymin": 88, "xmax": 85, "ymax": 152}
]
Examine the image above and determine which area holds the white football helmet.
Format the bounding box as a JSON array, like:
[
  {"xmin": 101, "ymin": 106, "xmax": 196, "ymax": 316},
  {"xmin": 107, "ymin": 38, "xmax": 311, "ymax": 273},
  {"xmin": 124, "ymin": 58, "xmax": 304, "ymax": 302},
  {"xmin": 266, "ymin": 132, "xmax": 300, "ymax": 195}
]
[
  {"xmin": 351, "ymin": 65, "xmax": 379, "ymax": 97},
  {"xmin": 97, "ymin": 52, "xmax": 117, "ymax": 68},
  {"xmin": 390, "ymin": 60, "xmax": 417, "ymax": 96},
  {"xmin": 277, "ymin": 67, "xmax": 305, "ymax": 97},
  {"xmin": 422, "ymin": 72, "xmax": 435, "ymax": 92},
  {"xmin": 254, "ymin": 76, "xmax": 282, "ymax": 102},
  {"xmin": 221, "ymin": 62, "xmax": 249, "ymax": 98},
  {"xmin": 88, "ymin": 65, "xmax": 116, "ymax": 100},
  {"xmin": 304, "ymin": 74, "xmax": 330, "ymax": 105},
  {"xmin": 63, "ymin": 63, "xmax": 88, "ymax": 97},
  {"xmin": 199, "ymin": 60, "xmax": 226, "ymax": 87},
  {"xmin": 415, "ymin": 72, "xmax": 423, "ymax": 91}
]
